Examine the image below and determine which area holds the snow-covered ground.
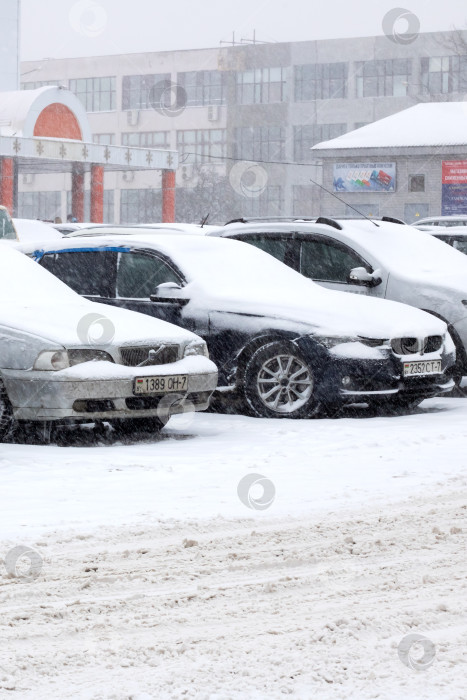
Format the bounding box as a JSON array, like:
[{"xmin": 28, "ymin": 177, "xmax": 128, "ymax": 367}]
[{"xmin": 1, "ymin": 398, "xmax": 466, "ymax": 698}]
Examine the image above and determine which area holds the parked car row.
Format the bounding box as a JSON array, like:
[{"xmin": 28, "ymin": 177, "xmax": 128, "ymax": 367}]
[{"xmin": 1, "ymin": 212, "xmax": 466, "ymax": 441}]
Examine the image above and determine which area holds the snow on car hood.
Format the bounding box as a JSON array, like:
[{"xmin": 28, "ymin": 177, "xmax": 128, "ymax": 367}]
[{"xmin": 0, "ymin": 246, "xmax": 199, "ymax": 347}]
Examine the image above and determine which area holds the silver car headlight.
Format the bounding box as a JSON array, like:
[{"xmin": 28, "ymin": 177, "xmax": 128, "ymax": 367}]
[
  {"xmin": 184, "ymin": 341, "xmax": 209, "ymax": 358},
  {"xmin": 34, "ymin": 349, "xmax": 114, "ymax": 370},
  {"xmin": 34, "ymin": 350, "xmax": 70, "ymax": 371}
]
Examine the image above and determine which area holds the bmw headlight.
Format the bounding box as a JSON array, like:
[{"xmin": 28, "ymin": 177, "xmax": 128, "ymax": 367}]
[
  {"xmin": 184, "ymin": 341, "xmax": 209, "ymax": 358},
  {"xmin": 314, "ymin": 335, "xmax": 359, "ymax": 350}
]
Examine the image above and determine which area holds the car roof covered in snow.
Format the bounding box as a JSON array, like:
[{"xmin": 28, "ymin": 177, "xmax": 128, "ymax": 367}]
[
  {"xmin": 21, "ymin": 231, "xmax": 448, "ymax": 340},
  {"xmin": 219, "ymin": 218, "xmax": 467, "ymax": 281}
]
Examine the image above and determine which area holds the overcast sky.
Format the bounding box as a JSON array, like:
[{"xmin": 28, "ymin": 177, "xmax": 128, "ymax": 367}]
[{"xmin": 21, "ymin": 0, "xmax": 466, "ymax": 61}]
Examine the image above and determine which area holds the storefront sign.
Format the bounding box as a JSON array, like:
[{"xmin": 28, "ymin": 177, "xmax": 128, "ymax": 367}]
[
  {"xmin": 442, "ymin": 161, "xmax": 467, "ymax": 215},
  {"xmin": 333, "ymin": 163, "xmax": 396, "ymax": 193}
]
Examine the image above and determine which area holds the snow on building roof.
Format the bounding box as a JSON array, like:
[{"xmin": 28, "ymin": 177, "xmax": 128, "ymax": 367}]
[
  {"xmin": 311, "ymin": 102, "xmax": 467, "ymax": 151},
  {"xmin": 0, "ymin": 86, "xmax": 92, "ymax": 141}
]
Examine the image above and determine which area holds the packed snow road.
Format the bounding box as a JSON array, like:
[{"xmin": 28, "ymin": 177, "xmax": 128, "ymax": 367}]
[{"xmin": 0, "ymin": 398, "xmax": 466, "ymax": 698}]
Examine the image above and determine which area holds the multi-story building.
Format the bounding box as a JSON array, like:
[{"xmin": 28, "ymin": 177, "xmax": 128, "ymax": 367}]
[{"xmin": 19, "ymin": 29, "xmax": 467, "ymax": 223}]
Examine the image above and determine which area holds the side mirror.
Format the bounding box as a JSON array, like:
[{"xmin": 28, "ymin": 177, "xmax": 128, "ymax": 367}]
[
  {"xmin": 349, "ymin": 266, "xmax": 382, "ymax": 287},
  {"xmin": 150, "ymin": 282, "xmax": 189, "ymax": 305}
]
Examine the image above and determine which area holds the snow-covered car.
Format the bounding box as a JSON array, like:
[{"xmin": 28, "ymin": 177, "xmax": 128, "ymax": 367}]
[
  {"xmin": 0, "ymin": 246, "xmax": 217, "ymax": 440},
  {"xmin": 412, "ymin": 215, "xmax": 467, "ymax": 228},
  {"xmin": 421, "ymin": 227, "xmax": 467, "ymax": 256},
  {"xmin": 63, "ymin": 223, "xmax": 222, "ymax": 237},
  {"xmin": 212, "ymin": 217, "xmax": 467, "ymax": 383},
  {"xmin": 23, "ymin": 231, "xmax": 455, "ymax": 418},
  {"xmin": 12, "ymin": 218, "xmax": 63, "ymax": 243}
]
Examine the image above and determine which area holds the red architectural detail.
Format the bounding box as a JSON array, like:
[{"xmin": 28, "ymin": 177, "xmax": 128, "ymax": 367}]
[
  {"xmin": 71, "ymin": 169, "xmax": 85, "ymax": 222},
  {"xmin": 33, "ymin": 104, "xmax": 83, "ymax": 140},
  {"xmin": 0, "ymin": 157, "xmax": 15, "ymax": 214},
  {"xmin": 90, "ymin": 165, "xmax": 104, "ymax": 223},
  {"xmin": 162, "ymin": 170, "xmax": 176, "ymax": 223}
]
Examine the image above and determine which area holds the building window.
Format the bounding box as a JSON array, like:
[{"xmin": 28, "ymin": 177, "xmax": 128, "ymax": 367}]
[
  {"xmin": 236, "ymin": 67, "xmax": 286, "ymax": 104},
  {"xmin": 294, "ymin": 63, "xmax": 347, "ymax": 100},
  {"xmin": 355, "ymin": 59, "xmax": 411, "ymax": 97},
  {"xmin": 103, "ymin": 190, "xmax": 114, "ymax": 223},
  {"xmin": 235, "ymin": 126, "xmax": 286, "ymax": 162},
  {"xmin": 421, "ymin": 55, "xmax": 467, "ymax": 94},
  {"xmin": 122, "ymin": 73, "xmax": 171, "ymax": 110},
  {"xmin": 121, "ymin": 132, "xmax": 170, "ymax": 148},
  {"xmin": 178, "ymin": 70, "xmax": 225, "ymax": 106},
  {"xmin": 93, "ymin": 133, "xmax": 115, "ymax": 145},
  {"xmin": 120, "ymin": 189, "xmax": 162, "ymax": 224},
  {"xmin": 69, "ymin": 77, "xmax": 116, "ymax": 112},
  {"xmin": 408, "ymin": 174, "xmax": 425, "ymax": 192},
  {"xmin": 18, "ymin": 191, "xmax": 61, "ymax": 220},
  {"xmin": 21, "ymin": 80, "xmax": 62, "ymax": 90},
  {"xmin": 294, "ymin": 124, "xmax": 347, "ymax": 161},
  {"xmin": 241, "ymin": 186, "xmax": 283, "ymax": 217},
  {"xmin": 176, "ymin": 129, "xmax": 226, "ymax": 164}
]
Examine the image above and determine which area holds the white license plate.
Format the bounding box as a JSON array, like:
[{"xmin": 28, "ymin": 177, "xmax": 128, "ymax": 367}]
[
  {"xmin": 403, "ymin": 360, "xmax": 442, "ymax": 377},
  {"xmin": 134, "ymin": 375, "xmax": 188, "ymax": 395}
]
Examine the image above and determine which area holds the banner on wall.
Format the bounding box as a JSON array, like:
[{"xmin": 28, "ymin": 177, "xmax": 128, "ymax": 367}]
[
  {"xmin": 442, "ymin": 161, "xmax": 467, "ymax": 215},
  {"xmin": 333, "ymin": 163, "xmax": 396, "ymax": 193}
]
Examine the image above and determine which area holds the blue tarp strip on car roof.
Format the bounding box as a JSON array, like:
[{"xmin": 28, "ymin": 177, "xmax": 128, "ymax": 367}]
[{"xmin": 32, "ymin": 246, "xmax": 132, "ymax": 261}]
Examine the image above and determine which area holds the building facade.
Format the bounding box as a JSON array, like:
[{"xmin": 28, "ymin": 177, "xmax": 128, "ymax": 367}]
[{"xmin": 18, "ymin": 30, "xmax": 467, "ymax": 223}]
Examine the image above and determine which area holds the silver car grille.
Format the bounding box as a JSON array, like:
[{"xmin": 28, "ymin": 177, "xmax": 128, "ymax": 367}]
[
  {"xmin": 391, "ymin": 336, "xmax": 443, "ymax": 355},
  {"xmin": 120, "ymin": 344, "xmax": 179, "ymax": 367}
]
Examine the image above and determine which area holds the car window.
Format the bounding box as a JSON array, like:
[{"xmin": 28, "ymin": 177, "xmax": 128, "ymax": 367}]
[
  {"xmin": 452, "ymin": 239, "xmax": 467, "ymax": 255},
  {"xmin": 117, "ymin": 252, "xmax": 181, "ymax": 298},
  {"xmin": 300, "ymin": 239, "xmax": 367, "ymax": 283},
  {"xmin": 40, "ymin": 251, "xmax": 117, "ymax": 297},
  {"xmin": 238, "ymin": 235, "xmax": 289, "ymax": 264},
  {"xmin": 0, "ymin": 209, "xmax": 17, "ymax": 240}
]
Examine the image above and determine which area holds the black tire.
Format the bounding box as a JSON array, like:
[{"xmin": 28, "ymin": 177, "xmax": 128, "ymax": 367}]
[
  {"xmin": 0, "ymin": 381, "xmax": 14, "ymax": 441},
  {"xmin": 243, "ymin": 341, "xmax": 320, "ymax": 418}
]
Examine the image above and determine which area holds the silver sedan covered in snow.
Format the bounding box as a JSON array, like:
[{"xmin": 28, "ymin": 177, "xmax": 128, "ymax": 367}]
[{"xmin": 0, "ymin": 246, "xmax": 217, "ymax": 439}]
